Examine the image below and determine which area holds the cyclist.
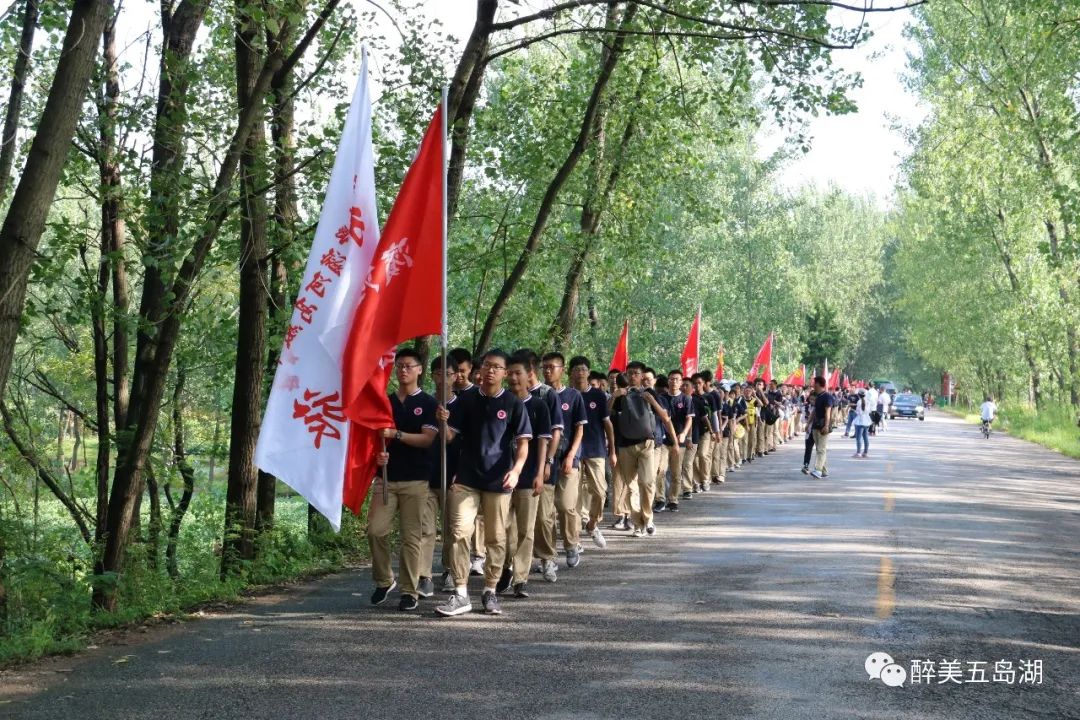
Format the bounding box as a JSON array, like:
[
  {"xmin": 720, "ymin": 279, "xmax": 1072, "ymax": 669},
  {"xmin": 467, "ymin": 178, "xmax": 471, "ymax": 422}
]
[{"xmin": 980, "ymin": 394, "xmax": 997, "ymax": 437}]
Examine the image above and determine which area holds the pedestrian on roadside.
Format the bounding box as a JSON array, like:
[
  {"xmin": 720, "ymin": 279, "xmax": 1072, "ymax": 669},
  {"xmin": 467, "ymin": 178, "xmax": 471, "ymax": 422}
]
[{"xmin": 853, "ymin": 389, "xmax": 872, "ymax": 458}]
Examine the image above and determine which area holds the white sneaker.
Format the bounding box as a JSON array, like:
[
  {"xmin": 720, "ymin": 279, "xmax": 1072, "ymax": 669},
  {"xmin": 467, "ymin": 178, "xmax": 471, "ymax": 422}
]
[
  {"xmin": 645, "ymin": 523, "xmax": 656, "ymax": 536},
  {"xmin": 632, "ymin": 527, "xmax": 644, "ymax": 538},
  {"xmin": 469, "ymin": 556, "xmax": 485, "ymax": 576},
  {"xmin": 810, "ymin": 469, "xmax": 824, "ymax": 479},
  {"xmin": 542, "ymin": 559, "xmax": 558, "ymax": 583},
  {"xmin": 591, "ymin": 527, "xmax": 607, "ymax": 549}
]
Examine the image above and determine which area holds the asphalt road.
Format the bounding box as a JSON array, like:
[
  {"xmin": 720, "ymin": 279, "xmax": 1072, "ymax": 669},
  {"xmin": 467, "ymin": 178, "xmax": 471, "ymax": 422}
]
[{"xmin": 3, "ymin": 411, "xmax": 1078, "ymax": 719}]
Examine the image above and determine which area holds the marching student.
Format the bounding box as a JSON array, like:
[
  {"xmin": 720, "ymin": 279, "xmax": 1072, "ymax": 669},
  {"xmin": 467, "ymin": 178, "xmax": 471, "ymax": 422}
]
[
  {"xmin": 514, "ymin": 349, "xmax": 564, "ymax": 582},
  {"xmin": 650, "ymin": 374, "xmax": 676, "ymax": 512},
  {"xmin": 610, "ymin": 361, "xmax": 674, "ymax": 536},
  {"xmin": 542, "ymin": 352, "xmax": 587, "ymax": 568},
  {"xmin": 447, "ymin": 347, "xmax": 487, "ymax": 578},
  {"xmin": 691, "ymin": 373, "xmax": 718, "ymax": 494},
  {"xmin": 742, "ymin": 383, "xmax": 758, "ymax": 462},
  {"xmin": 370, "ymin": 348, "xmax": 439, "ymax": 611},
  {"xmin": 420, "ymin": 354, "xmax": 459, "ymax": 594},
  {"xmin": 753, "ymin": 379, "xmax": 769, "ymax": 457},
  {"xmin": 714, "ymin": 384, "xmax": 731, "ymax": 483},
  {"xmin": 497, "ymin": 354, "xmax": 551, "ymax": 599},
  {"xmin": 664, "ymin": 371, "xmax": 694, "ymax": 511},
  {"xmin": 435, "ymin": 349, "xmax": 531, "ymax": 617},
  {"xmin": 571, "ymin": 357, "xmax": 616, "ymax": 549},
  {"xmin": 677, "ymin": 377, "xmax": 700, "ymax": 500}
]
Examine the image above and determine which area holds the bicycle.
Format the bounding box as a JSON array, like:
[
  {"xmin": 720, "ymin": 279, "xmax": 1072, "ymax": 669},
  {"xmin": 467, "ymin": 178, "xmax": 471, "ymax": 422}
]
[{"xmin": 981, "ymin": 419, "xmax": 992, "ymax": 439}]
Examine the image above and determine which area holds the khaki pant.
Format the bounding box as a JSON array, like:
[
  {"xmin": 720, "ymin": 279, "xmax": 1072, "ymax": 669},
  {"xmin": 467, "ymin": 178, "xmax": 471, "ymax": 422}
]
[
  {"xmin": 421, "ymin": 487, "xmax": 453, "ymax": 578},
  {"xmin": 555, "ymin": 464, "xmax": 581, "ymax": 551},
  {"xmin": 679, "ymin": 442, "xmax": 698, "ymax": 493},
  {"xmin": 612, "ymin": 454, "xmax": 632, "ymax": 518},
  {"xmin": 694, "ymin": 433, "xmax": 713, "ymax": 487},
  {"xmin": 768, "ymin": 421, "xmax": 778, "ymax": 451},
  {"xmin": 617, "ymin": 439, "xmax": 656, "ymax": 529},
  {"xmin": 506, "ymin": 489, "xmax": 539, "ymax": 584},
  {"xmin": 745, "ymin": 421, "xmax": 757, "ymax": 458},
  {"xmin": 756, "ymin": 420, "xmax": 766, "ymax": 455},
  {"xmin": 653, "ymin": 445, "xmax": 669, "ymax": 502},
  {"xmin": 714, "ymin": 435, "xmax": 728, "ymax": 480},
  {"xmin": 473, "ymin": 516, "xmax": 486, "ymax": 559},
  {"xmin": 448, "ymin": 486, "xmax": 510, "ymax": 588},
  {"xmin": 727, "ymin": 433, "xmax": 739, "ymax": 468},
  {"xmin": 367, "ymin": 479, "xmax": 428, "ymax": 596},
  {"xmin": 533, "ymin": 484, "xmax": 557, "ymax": 561},
  {"xmin": 580, "ymin": 457, "xmax": 607, "ymax": 527},
  {"xmin": 812, "ymin": 429, "xmax": 830, "ymax": 473}
]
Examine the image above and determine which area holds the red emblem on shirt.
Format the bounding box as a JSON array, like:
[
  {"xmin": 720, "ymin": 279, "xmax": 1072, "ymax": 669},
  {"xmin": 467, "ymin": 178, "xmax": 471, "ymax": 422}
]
[
  {"xmin": 497, "ymin": 409, "xmax": 507, "ymax": 420},
  {"xmin": 589, "ymin": 401, "xmax": 597, "ymax": 409},
  {"xmin": 561, "ymin": 402, "xmax": 570, "ymax": 411},
  {"xmin": 413, "ymin": 407, "xmax": 423, "ymax": 416}
]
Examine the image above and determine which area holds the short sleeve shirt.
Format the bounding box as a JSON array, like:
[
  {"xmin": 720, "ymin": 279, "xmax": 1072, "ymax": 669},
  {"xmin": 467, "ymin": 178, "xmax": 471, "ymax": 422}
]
[
  {"xmin": 387, "ymin": 389, "xmax": 439, "ymax": 482},
  {"xmin": 447, "ymin": 388, "xmax": 532, "ymax": 493},
  {"xmin": 813, "ymin": 391, "xmax": 835, "ymax": 428},
  {"xmin": 530, "ymin": 383, "xmax": 565, "ymax": 436},
  {"xmin": 555, "ymin": 386, "xmax": 588, "ymax": 465},
  {"xmin": 579, "ymin": 387, "xmax": 610, "ymax": 459},
  {"xmin": 521, "ymin": 395, "xmax": 552, "ymax": 486},
  {"xmin": 666, "ymin": 392, "xmax": 694, "ymax": 447}
]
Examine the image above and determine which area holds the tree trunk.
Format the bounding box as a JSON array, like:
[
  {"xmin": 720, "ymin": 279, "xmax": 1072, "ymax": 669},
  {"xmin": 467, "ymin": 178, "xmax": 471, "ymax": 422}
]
[
  {"xmin": 0, "ymin": 0, "xmax": 38, "ymax": 202},
  {"xmin": 476, "ymin": 4, "xmax": 636, "ymax": 352},
  {"xmin": 69, "ymin": 416, "xmax": 82, "ymax": 471},
  {"xmin": 0, "ymin": 0, "xmax": 112, "ymax": 402},
  {"xmin": 166, "ymin": 365, "xmax": 195, "ymax": 579},
  {"xmin": 145, "ymin": 461, "xmax": 161, "ymax": 569},
  {"xmin": 56, "ymin": 408, "xmax": 67, "ymax": 465},
  {"xmin": 208, "ymin": 394, "xmax": 220, "ymax": 485},
  {"xmin": 102, "ymin": 15, "xmax": 130, "ymax": 431},
  {"xmin": 548, "ymin": 66, "xmax": 647, "ymax": 349},
  {"xmin": 257, "ymin": 22, "xmax": 300, "ymax": 535},
  {"xmin": 446, "ymin": 0, "xmax": 498, "ymax": 220},
  {"xmin": 94, "ymin": 0, "xmax": 339, "ymax": 611},
  {"xmin": 222, "ymin": 0, "xmax": 270, "ymax": 576}
]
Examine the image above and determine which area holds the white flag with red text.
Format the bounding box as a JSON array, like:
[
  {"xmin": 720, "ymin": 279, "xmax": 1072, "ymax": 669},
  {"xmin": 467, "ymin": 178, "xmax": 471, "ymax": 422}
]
[{"xmin": 255, "ymin": 52, "xmax": 380, "ymax": 531}]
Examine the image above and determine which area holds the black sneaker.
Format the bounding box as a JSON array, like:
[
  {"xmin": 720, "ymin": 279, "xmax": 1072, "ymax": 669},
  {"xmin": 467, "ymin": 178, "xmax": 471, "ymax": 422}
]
[
  {"xmin": 417, "ymin": 576, "xmax": 434, "ymax": 598},
  {"xmin": 495, "ymin": 566, "xmax": 513, "ymax": 595},
  {"xmin": 371, "ymin": 580, "xmax": 397, "ymax": 605},
  {"xmin": 481, "ymin": 590, "xmax": 502, "ymax": 615},
  {"xmin": 667, "ymin": 502, "xmax": 679, "ymax": 512},
  {"xmin": 801, "ymin": 465, "xmax": 809, "ymax": 475},
  {"xmin": 653, "ymin": 500, "xmax": 667, "ymax": 512},
  {"xmin": 513, "ymin": 582, "xmax": 529, "ymax": 598},
  {"xmin": 681, "ymin": 491, "xmax": 692, "ymax": 500},
  {"xmin": 398, "ymin": 594, "xmax": 418, "ymax": 611}
]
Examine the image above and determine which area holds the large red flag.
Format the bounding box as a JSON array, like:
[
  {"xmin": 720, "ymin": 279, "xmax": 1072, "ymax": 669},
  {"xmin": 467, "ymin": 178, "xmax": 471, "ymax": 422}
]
[
  {"xmin": 841, "ymin": 374, "xmax": 850, "ymax": 390},
  {"xmin": 715, "ymin": 343, "xmax": 725, "ymax": 380},
  {"xmin": 827, "ymin": 368, "xmax": 840, "ymax": 391},
  {"xmin": 341, "ymin": 104, "xmax": 445, "ymax": 513},
  {"xmin": 680, "ymin": 309, "xmax": 701, "ymax": 376},
  {"xmin": 609, "ymin": 320, "xmax": 629, "ymax": 372},
  {"xmin": 783, "ymin": 365, "xmax": 805, "ymax": 386},
  {"xmin": 746, "ymin": 332, "xmax": 773, "ymax": 382}
]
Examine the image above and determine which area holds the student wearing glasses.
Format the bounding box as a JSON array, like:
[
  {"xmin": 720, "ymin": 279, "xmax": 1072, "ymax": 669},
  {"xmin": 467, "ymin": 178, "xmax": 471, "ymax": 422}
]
[
  {"xmin": 369, "ymin": 348, "xmax": 439, "ymax": 611},
  {"xmin": 435, "ymin": 349, "xmax": 531, "ymax": 617}
]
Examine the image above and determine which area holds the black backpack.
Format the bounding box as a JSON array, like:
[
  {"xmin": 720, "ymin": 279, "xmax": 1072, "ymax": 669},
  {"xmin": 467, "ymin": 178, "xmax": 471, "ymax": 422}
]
[
  {"xmin": 617, "ymin": 390, "xmax": 656, "ymax": 442},
  {"xmin": 762, "ymin": 404, "xmax": 779, "ymax": 425}
]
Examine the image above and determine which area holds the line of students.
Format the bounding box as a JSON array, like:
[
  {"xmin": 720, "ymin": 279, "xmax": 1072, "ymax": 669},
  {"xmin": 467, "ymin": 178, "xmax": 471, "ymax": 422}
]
[{"xmin": 369, "ymin": 346, "xmax": 811, "ymax": 617}]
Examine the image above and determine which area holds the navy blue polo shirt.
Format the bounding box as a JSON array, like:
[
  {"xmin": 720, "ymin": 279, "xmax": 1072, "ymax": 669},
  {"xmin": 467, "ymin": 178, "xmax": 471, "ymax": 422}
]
[
  {"xmin": 579, "ymin": 387, "xmax": 610, "ymax": 458},
  {"xmin": 721, "ymin": 399, "xmax": 735, "ymax": 437},
  {"xmin": 666, "ymin": 392, "xmax": 694, "ymax": 447},
  {"xmin": 520, "ymin": 395, "xmax": 552, "ymax": 488},
  {"xmin": 530, "ymin": 383, "xmax": 565, "ymax": 437},
  {"xmin": 691, "ymin": 393, "xmax": 711, "ymax": 443},
  {"xmin": 447, "ymin": 388, "xmax": 532, "ymax": 493},
  {"xmin": 386, "ymin": 389, "xmax": 439, "ymax": 482},
  {"xmin": 555, "ymin": 385, "xmax": 587, "ymax": 464}
]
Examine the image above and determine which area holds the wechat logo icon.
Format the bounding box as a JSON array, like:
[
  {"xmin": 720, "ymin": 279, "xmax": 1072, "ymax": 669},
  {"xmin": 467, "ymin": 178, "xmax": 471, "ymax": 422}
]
[{"xmin": 866, "ymin": 652, "xmax": 907, "ymax": 688}]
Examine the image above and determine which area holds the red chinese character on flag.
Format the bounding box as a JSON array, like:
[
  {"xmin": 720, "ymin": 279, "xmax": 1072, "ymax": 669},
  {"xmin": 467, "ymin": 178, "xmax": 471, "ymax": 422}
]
[
  {"xmin": 284, "ymin": 324, "xmax": 302, "ymax": 349},
  {"xmin": 320, "ymin": 249, "xmax": 346, "ymax": 276},
  {"xmin": 305, "ymin": 271, "xmax": 332, "ymax": 298},
  {"xmin": 335, "ymin": 206, "xmax": 366, "ymax": 247},
  {"xmin": 294, "ymin": 297, "xmax": 318, "ymax": 324},
  {"xmin": 292, "ymin": 389, "xmax": 346, "ymax": 449}
]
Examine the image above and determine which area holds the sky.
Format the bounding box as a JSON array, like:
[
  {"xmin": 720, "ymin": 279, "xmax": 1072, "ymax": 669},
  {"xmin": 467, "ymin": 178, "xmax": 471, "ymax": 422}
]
[
  {"xmin": 0, "ymin": 0, "xmax": 924, "ymax": 207},
  {"xmin": 420, "ymin": 0, "xmax": 927, "ymax": 208}
]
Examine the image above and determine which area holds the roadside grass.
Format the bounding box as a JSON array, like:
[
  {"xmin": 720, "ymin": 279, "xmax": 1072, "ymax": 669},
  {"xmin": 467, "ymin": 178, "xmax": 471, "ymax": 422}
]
[
  {"xmin": 941, "ymin": 402, "xmax": 1080, "ymax": 459},
  {"xmin": 0, "ymin": 490, "xmax": 371, "ymax": 668}
]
